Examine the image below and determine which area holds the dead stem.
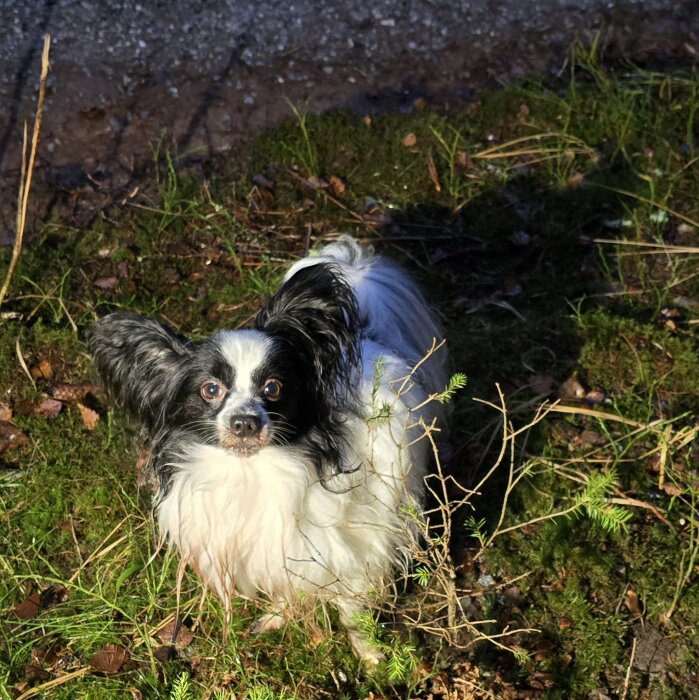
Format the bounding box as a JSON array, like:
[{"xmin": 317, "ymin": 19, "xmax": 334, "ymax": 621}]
[{"xmin": 0, "ymin": 35, "xmax": 51, "ymax": 308}]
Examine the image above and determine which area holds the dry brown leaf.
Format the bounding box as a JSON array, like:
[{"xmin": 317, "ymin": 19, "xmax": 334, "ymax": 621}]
[
  {"xmin": 306, "ymin": 624, "xmax": 326, "ymax": 648},
  {"xmin": 0, "ymin": 402, "xmax": 11, "ymax": 422},
  {"xmin": 34, "ymin": 398, "xmax": 63, "ymax": 419},
  {"xmin": 558, "ymin": 374, "xmax": 586, "ymax": 399},
  {"xmin": 52, "ymin": 382, "xmax": 99, "ymax": 402},
  {"xmin": 402, "ymin": 132, "xmax": 417, "ymax": 148},
  {"xmin": 660, "ymin": 482, "xmax": 682, "ymax": 497},
  {"xmin": 568, "ymin": 172, "xmax": 586, "ymax": 188},
  {"xmin": 157, "ymin": 621, "xmax": 194, "ymax": 649},
  {"xmin": 94, "ymin": 277, "xmax": 118, "ymax": 290},
  {"xmin": 586, "ymin": 389, "xmax": 606, "ymax": 405},
  {"xmin": 328, "ymin": 174, "xmax": 346, "ymax": 197},
  {"xmin": 14, "ymin": 592, "xmax": 41, "ymax": 619},
  {"xmin": 31, "ymin": 359, "xmax": 54, "ymax": 381},
  {"xmin": 625, "ymin": 589, "xmax": 642, "ymax": 616},
  {"xmin": 77, "ymin": 402, "xmax": 100, "ymax": 431},
  {"xmin": 0, "ymin": 420, "xmax": 29, "ymax": 453},
  {"xmin": 89, "ymin": 644, "xmax": 129, "ymax": 674},
  {"xmin": 153, "ymin": 645, "xmax": 178, "ymax": 663}
]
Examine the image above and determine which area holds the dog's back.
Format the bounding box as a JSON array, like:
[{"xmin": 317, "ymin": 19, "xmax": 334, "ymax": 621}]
[{"xmin": 285, "ymin": 236, "xmax": 447, "ymax": 400}]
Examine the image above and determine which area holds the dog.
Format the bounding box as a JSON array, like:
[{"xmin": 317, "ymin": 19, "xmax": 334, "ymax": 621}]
[{"xmin": 87, "ymin": 236, "xmax": 447, "ymax": 664}]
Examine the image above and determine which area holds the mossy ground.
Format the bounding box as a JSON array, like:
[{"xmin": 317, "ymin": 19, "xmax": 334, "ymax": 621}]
[{"xmin": 1, "ymin": 48, "xmax": 698, "ymax": 698}]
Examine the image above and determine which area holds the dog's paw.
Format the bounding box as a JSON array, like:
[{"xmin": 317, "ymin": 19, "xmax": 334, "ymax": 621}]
[
  {"xmin": 346, "ymin": 629, "xmax": 385, "ymax": 669},
  {"xmin": 250, "ymin": 612, "xmax": 287, "ymax": 635}
]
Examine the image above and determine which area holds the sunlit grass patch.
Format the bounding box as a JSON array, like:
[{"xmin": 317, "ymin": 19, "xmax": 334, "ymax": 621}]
[{"xmin": 0, "ymin": 43, "xmax": 698, "ymax": 698}]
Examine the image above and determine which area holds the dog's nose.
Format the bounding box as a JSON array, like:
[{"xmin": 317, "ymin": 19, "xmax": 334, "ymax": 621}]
[{"xmin": 230, "ymin": 414, "xmax": 261, "ymax": 438}]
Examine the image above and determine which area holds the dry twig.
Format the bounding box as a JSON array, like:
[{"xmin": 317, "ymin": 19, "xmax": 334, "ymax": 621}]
[{"xmin": 0, "ymin": 35, "xmax": 51, "ymax": 308}]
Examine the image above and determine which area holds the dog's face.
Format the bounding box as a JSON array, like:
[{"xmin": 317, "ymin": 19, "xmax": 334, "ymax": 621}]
[
  {"xmin": 87, "ymin": 262, "xmax": 362, "ymax": 472},
  {"xmin": 171, "ymin": 330, "xmax": 310, "ymax": 455}
]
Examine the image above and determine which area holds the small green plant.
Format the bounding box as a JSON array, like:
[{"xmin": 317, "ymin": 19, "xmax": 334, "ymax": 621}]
[
  {"xmin": 573, "ymin": 469, "xmax": 632, "ymax": 533},
  {"xmin": 284, "ymin": 100, "xmax": 319, "ymax": 176},
  {"xmin": 355, "ymin": 612, "xmax": 420, "ymax": 683},
  {"xmin": 436, "ymin": 372, "xmax": 468, "ymax": 403},
  {"xmin": 169, "ymin": 672, "xmax": 196, "ymax": 700}
]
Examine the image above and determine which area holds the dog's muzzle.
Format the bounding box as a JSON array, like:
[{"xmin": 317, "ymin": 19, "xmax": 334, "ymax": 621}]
[{"xmin": 220, "ymin": 412, "xmax": 270, "ymax": 456}]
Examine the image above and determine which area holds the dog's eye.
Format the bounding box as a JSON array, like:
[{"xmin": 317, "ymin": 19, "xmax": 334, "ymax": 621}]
[
  {"xmin": 262, "ymin": 379, "xmax": 283, "ymax": 401},
  {"xmin": 200, "ymin": 381, "xmax": 224, "ymax": 401}
]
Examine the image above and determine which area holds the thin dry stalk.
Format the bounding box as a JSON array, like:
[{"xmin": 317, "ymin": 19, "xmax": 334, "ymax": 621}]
[
  {"xmin": 0, "ymin": 34, "xmax": 51, "ymax": 308},
  {"xmin": 620, "ymin": 636, "xmax": 638, "ymax": 700}
]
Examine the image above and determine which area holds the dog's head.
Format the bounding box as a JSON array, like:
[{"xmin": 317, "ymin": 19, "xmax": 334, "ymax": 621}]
[{"xmin": 87, "ymin": 263, "xmax": 361, "ymax": 467}]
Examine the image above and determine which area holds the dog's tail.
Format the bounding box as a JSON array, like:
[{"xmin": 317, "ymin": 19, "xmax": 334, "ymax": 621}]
[{"xmin": 285, "ymin": 236, "xmax": 447, "ymax": 397}]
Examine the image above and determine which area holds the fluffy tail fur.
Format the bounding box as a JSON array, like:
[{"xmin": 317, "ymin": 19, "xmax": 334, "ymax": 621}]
[{"xmin": 285, "ymin": 236, "xmax": 448, "ymax": 398}]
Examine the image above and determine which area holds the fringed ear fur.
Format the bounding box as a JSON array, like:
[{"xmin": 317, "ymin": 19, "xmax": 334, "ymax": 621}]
[
  {"xmin": 86, "ymin": 312, "xmax": 192, "ymax": 435},
  {"xmin": 255, "ymin": 263, "xmax": 362, "ymax": 408},
  {"xmin": 255, "ymin": 263, "xmax": 363, "ymax": 476}
]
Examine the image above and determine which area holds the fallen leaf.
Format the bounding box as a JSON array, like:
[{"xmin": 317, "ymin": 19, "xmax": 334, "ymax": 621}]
[
  {"xmin": 578, "ymin": 429, "xmax": 605, "ymax": 448},
  {"xmin": 557, "ymin": 617, "xmax": 572, "ymax": 630},
  {"xmin": 94, "ymin": 277, "xmax": 118, "ymax": 290},
  {"xmin": 24, "ymin": 665, "xmax": 50, "ymax": 684},
  {"xmin": 568, "ymin": 172, "xmax": 586, "ymax": 188},
  {"xmin": 34, "ymin": 398, "xmax": 63, "ymax": 419},
  {"xmin": 328, "ymin": 175, "xmax": 346, "ymax": 197},
  {"xmin": 660, "ymin": 482, "xmax": 682, "ymax": 497},
  {"xmin": 625, "ymin": 589, "xmax": 642, "ymax": 616},
  {"xmin": 157, "ymin": 621, "xmax": 194, "ymax": 648},
  {"xmin": 585, "ymin": 390, "xmax": 606, "ymax": 405},
  {"xmin": 0, "ymin": 402, "xmax": 11, "ymax": 421},
  {"xmin": 52, "ymin": 382, "xmax": 99, "ymax": 402},
  {"xmin": 14, "ymin": 592, "xmax": 41, "ymax": 619},
  {"xmin": 153, "ymin": 645, "xmax": 178, "ymax": 663},
  {"xmin": 402, "ymin": 132, "xmax": 417, "ymax": 148},
  {"xmin": 0, "ymin": 420, "xmax": 29, "ymax": 453},
  {"xmin": 77, "ymin": 403, "xmax": 100, "ymax": 431},
  {"xmin": 307, "ymin": 624, "xmax": 326, "ymax": 648},
  {"xmin": 31, "ymin": 359, "xmax": 54, "ymax": 381},
  {"xmin": 558, "ymin": 375, "xmax": 586, "ymax": 399},
  {"xmin": 89, "ymin": 644, "xmax": 129, "ymax": 674}
]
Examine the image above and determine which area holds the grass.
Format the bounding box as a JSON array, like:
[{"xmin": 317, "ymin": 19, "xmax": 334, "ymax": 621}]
[{"xmin": 1, "ymin": 45, "xmax": 698, "ymax": 698}]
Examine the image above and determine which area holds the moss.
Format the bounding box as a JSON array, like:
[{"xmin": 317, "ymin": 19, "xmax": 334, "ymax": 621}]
[{"xmin": 578, "ymin": 311, "xmax": 699, "ymax": 418}]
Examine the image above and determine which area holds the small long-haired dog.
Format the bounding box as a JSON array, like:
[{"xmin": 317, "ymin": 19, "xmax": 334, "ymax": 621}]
[{"xmin": 88, "ymin": 236, "xmax": 447, "ymax": 663}]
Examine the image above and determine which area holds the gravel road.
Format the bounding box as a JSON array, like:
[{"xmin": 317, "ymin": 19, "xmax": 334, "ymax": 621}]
[{"xmin": 0, "ymin": 0, "xmax": 696, "ymax": 230}]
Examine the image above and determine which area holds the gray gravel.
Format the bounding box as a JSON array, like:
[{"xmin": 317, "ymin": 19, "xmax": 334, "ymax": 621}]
[{"xmin": 0, "ymin": 0, "xmax": 697, "ymax": 229}]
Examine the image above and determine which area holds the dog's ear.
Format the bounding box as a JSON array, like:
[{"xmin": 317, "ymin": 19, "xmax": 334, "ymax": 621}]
[
  {"xmin": 86, "ymin": 312, "xmax": 192, "ymax": 435},
  {"xmin": 255, "ymin": 262, "xmax": 361, "ymax": 408}
]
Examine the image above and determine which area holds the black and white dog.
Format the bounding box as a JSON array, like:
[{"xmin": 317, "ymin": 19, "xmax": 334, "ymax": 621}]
[{"xmin": 88, "ymin": 236, "xmax": 446, "ymax": 663}]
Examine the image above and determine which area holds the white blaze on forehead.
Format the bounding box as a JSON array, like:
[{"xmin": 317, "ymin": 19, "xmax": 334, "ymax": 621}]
[{"xmin": 216, "ymin": 329, "xmax": 272, "ymax": 393}]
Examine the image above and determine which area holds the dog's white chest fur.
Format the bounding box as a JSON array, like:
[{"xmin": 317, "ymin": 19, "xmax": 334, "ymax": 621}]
[{"xmin": 156, "ymin": 347, "xmax": 429, "ymax": 605}]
